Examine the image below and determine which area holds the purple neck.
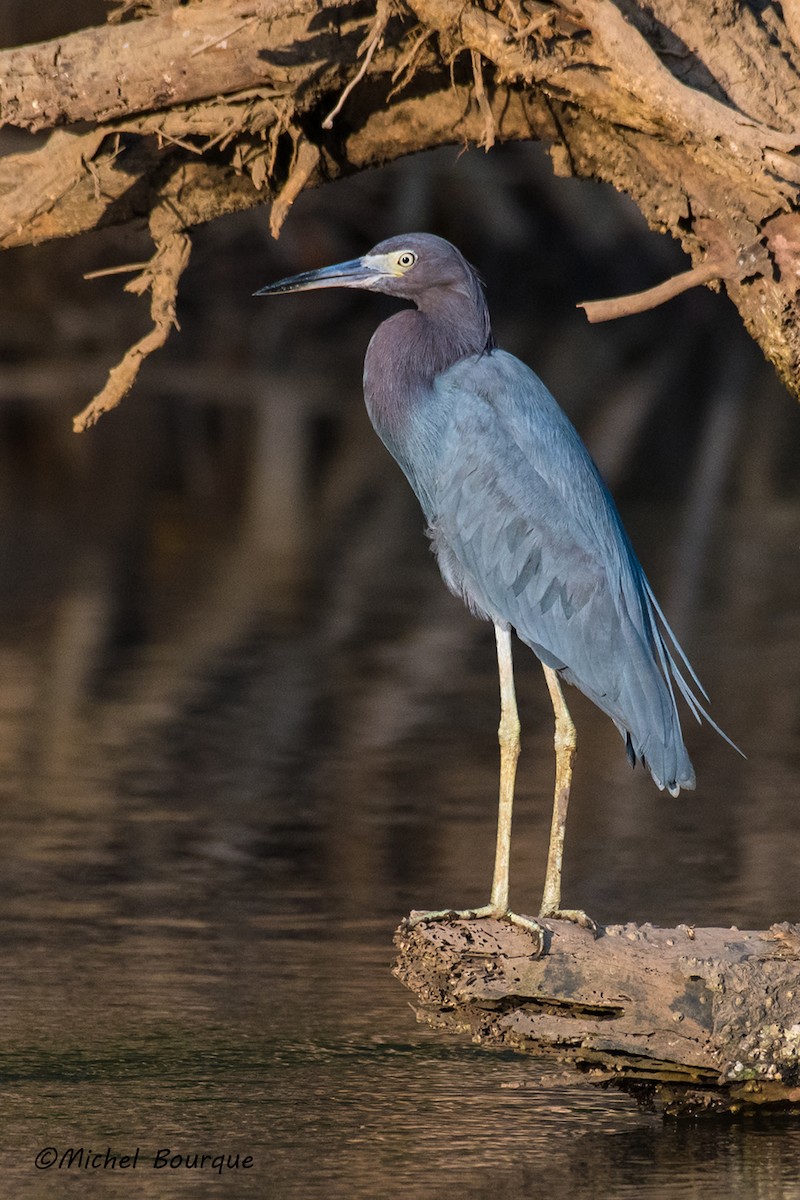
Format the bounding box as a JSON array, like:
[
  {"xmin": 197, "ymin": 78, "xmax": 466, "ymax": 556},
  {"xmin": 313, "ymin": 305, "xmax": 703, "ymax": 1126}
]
[{"xmin": 363, "ymin": 282, "xmax": 494, "ymax": 446}]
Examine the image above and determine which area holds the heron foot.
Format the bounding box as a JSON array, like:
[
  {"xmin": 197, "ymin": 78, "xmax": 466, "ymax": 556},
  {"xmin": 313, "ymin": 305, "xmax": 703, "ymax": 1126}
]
[
  {"xmin": 406, "ymin": 905, "xmax": 545, "ymax": 953},
  {"xmin": 540, "ymin": 907, "xmax": 598, "ymax": 935}
]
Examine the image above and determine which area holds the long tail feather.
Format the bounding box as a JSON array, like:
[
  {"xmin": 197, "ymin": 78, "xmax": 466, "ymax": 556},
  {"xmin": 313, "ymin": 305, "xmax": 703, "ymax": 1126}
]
[{"xmin": 642, "ymin": 579, "xmax": 745, "ymax": 759}]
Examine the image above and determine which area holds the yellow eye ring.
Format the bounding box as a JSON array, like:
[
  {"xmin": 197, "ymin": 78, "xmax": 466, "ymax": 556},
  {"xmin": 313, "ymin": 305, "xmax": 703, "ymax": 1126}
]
[{"xmin": 397, "ymin": 252, "xmax": 417, "ymax": 269}]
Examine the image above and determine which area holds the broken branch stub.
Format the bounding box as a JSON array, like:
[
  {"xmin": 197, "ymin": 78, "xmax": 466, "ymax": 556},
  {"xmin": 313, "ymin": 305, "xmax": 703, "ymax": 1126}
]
[
  {"xmin": 577, "ymin": 219, "xmax": 754, "ymax": 323},
  {"xmin": 578, "ymin": 261, "xmax": 724, "ymax": 323}
]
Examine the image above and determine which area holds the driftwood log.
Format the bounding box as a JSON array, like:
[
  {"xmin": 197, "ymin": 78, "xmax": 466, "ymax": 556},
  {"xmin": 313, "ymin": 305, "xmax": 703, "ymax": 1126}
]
[{"xmin": 394, "ymin": 916, "xmax": 800, "ymax": 1116}]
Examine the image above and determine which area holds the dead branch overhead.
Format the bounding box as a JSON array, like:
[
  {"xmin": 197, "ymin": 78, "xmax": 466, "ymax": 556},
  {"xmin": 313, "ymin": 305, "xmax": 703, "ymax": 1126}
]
[
  {"xmin": 1, "ymin": 0, "xmax": 351, "ymax": 131},
  {"xmin": 3, "ymin": 0, "xmax": 800, "ymax": 425}
]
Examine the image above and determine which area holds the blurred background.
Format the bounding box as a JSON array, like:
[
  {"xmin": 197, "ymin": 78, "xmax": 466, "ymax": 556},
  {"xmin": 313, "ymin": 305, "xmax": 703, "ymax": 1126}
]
[{"xmin": 1, "ymin": 4, "xmax": 800, "ymax": 1199}]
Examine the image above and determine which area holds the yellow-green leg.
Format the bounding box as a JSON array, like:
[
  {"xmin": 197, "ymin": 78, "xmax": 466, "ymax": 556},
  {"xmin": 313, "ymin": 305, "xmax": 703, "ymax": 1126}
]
[
  {"xmin": 407, "ymin": 624, "xmax": 543, "ymax": 949},
  {"xmin": 539, "ymin": 664, "xmax": 595, "ymax": 931}
]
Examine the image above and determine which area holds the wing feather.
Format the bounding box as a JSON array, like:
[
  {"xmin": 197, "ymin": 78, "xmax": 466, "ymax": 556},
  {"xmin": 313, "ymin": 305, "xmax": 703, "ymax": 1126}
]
[{"xmin": 424, "ymin": 351, "xmax": 708, "ymax": 792}]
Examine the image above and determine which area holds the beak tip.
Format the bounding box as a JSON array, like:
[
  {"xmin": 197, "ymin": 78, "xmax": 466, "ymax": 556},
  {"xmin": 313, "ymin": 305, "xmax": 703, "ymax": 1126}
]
[{"xmin": 252, "ymin": 257, "xmax": 378, "ymax": 299}]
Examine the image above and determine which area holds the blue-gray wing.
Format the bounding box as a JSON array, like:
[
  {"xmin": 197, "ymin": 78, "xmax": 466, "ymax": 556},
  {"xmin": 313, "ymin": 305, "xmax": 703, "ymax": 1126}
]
[{"xmin": 426, "ymin": 351, "xmax": 701, "ymax": 793}]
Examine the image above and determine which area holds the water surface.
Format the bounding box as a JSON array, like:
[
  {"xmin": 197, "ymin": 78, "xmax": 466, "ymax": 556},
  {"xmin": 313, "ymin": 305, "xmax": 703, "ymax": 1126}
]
[{"xmin": 0, "ymin": 469, "xmax": 798, "ymax": 1198}]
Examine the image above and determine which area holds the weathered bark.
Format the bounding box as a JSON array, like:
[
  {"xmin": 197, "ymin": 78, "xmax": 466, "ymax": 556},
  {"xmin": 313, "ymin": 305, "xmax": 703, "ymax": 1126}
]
[
  {"xmin": 3, "ymin": 0, "xmax": 800, "ymax": 424},
  {"xmin": 394, "ymin": 917, "xmax": 800, "ymax": 1116},
  {"xmin": 1, "ymin": 0, "xmax": 313, "ymax": 129}
]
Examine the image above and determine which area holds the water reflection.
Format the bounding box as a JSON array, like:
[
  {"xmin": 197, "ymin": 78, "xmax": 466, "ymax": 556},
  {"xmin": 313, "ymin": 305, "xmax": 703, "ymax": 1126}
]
[
  {"xmin": 4, "ymin": 902, "xmax": 800, "ymax": 1198},
  {"xmin": 0, "ymin": 469, "xmax": 799, "ymax": 1196}
]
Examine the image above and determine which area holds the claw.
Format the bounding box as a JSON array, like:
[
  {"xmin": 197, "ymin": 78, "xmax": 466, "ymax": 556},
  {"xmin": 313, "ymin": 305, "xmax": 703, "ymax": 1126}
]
[{"xmin": 540, "ymin": 907, "xmax": 598, "ymax": 935}]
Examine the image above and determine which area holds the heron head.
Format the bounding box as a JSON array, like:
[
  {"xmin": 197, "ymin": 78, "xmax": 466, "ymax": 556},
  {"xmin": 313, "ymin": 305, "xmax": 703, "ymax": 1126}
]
[{"xmin": 254, "ymin": 233, "xmax": 479, "ymax": 304}]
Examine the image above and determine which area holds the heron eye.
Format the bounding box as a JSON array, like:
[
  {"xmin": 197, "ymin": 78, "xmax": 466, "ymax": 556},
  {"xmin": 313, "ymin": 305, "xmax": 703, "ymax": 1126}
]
[{"xmin": 397, "ymin": 251, "xmax": 417, "ymax": 269}]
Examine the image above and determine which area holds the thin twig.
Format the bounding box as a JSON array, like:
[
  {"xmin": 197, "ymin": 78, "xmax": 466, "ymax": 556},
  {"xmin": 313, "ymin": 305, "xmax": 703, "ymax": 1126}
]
[
  {"xmin": 190, "ymin": 15, "xmax": 259, "ymax": 57},
  {"xmin": 155, "ymin": 129, "xmax": 204, "ymax": 155},
  {"xmin": 470, "ymin": 49, "xmax": 496, "ymax": 150},
  {"xmin": 387, "ymin": 25, "xmax": 432, "ymax": 100},
  {"xmin": 391, "ymin": 25, "xmax": 430, "ymax": 81},
  {"xmin": 81, "ymin": 136, "xmax": 126, "ymax": 204},
  {"xmin": 578, "ymin": 260, "xmax": 725, "ymax": 323},
  {"xmin": 83, "ymin": 261, "xmax": 151, "ymax": 281},
  {"xmin": 322, "ymin": 2, "xmax": 390, "ymax": 130}
]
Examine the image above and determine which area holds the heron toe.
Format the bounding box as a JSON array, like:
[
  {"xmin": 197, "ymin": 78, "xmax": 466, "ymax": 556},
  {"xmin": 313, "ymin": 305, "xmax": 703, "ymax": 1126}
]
[
  {"xmin": 540, "ymin": 906, "xmax": 598, "ymax": 935},
  {"xmin": 406, "ymin": 905, "xmax": 545, "ymax": 953}
]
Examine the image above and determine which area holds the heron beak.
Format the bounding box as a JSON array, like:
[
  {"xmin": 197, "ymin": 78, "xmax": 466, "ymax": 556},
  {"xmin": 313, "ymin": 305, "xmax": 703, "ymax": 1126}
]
[{"xmin": 254, "ymin": 257, "xmax": 385, "ymax": 297}]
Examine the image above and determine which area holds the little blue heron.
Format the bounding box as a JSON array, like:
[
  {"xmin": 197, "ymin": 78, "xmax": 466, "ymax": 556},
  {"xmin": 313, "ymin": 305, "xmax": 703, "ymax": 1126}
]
[{"xmin": 256, "ymin": 233, "xmax": 735, "ymax": 936}]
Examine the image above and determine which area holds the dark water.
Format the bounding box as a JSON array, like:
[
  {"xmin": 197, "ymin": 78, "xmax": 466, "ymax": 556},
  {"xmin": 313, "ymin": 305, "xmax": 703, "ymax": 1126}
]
[{"xmin": 0, "ymin": 464, "xmax": 799, "ymax": 1199}]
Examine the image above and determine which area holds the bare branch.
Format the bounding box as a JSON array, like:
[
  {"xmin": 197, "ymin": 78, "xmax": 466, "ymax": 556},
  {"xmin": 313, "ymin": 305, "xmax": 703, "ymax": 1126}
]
[
  {"xmin": 0, "ymin": 0, "xmax": 343, "ymax": 131},
  {"xmin": 579, "ymin": 262, "xmax": 724, "ymax": 323}
]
